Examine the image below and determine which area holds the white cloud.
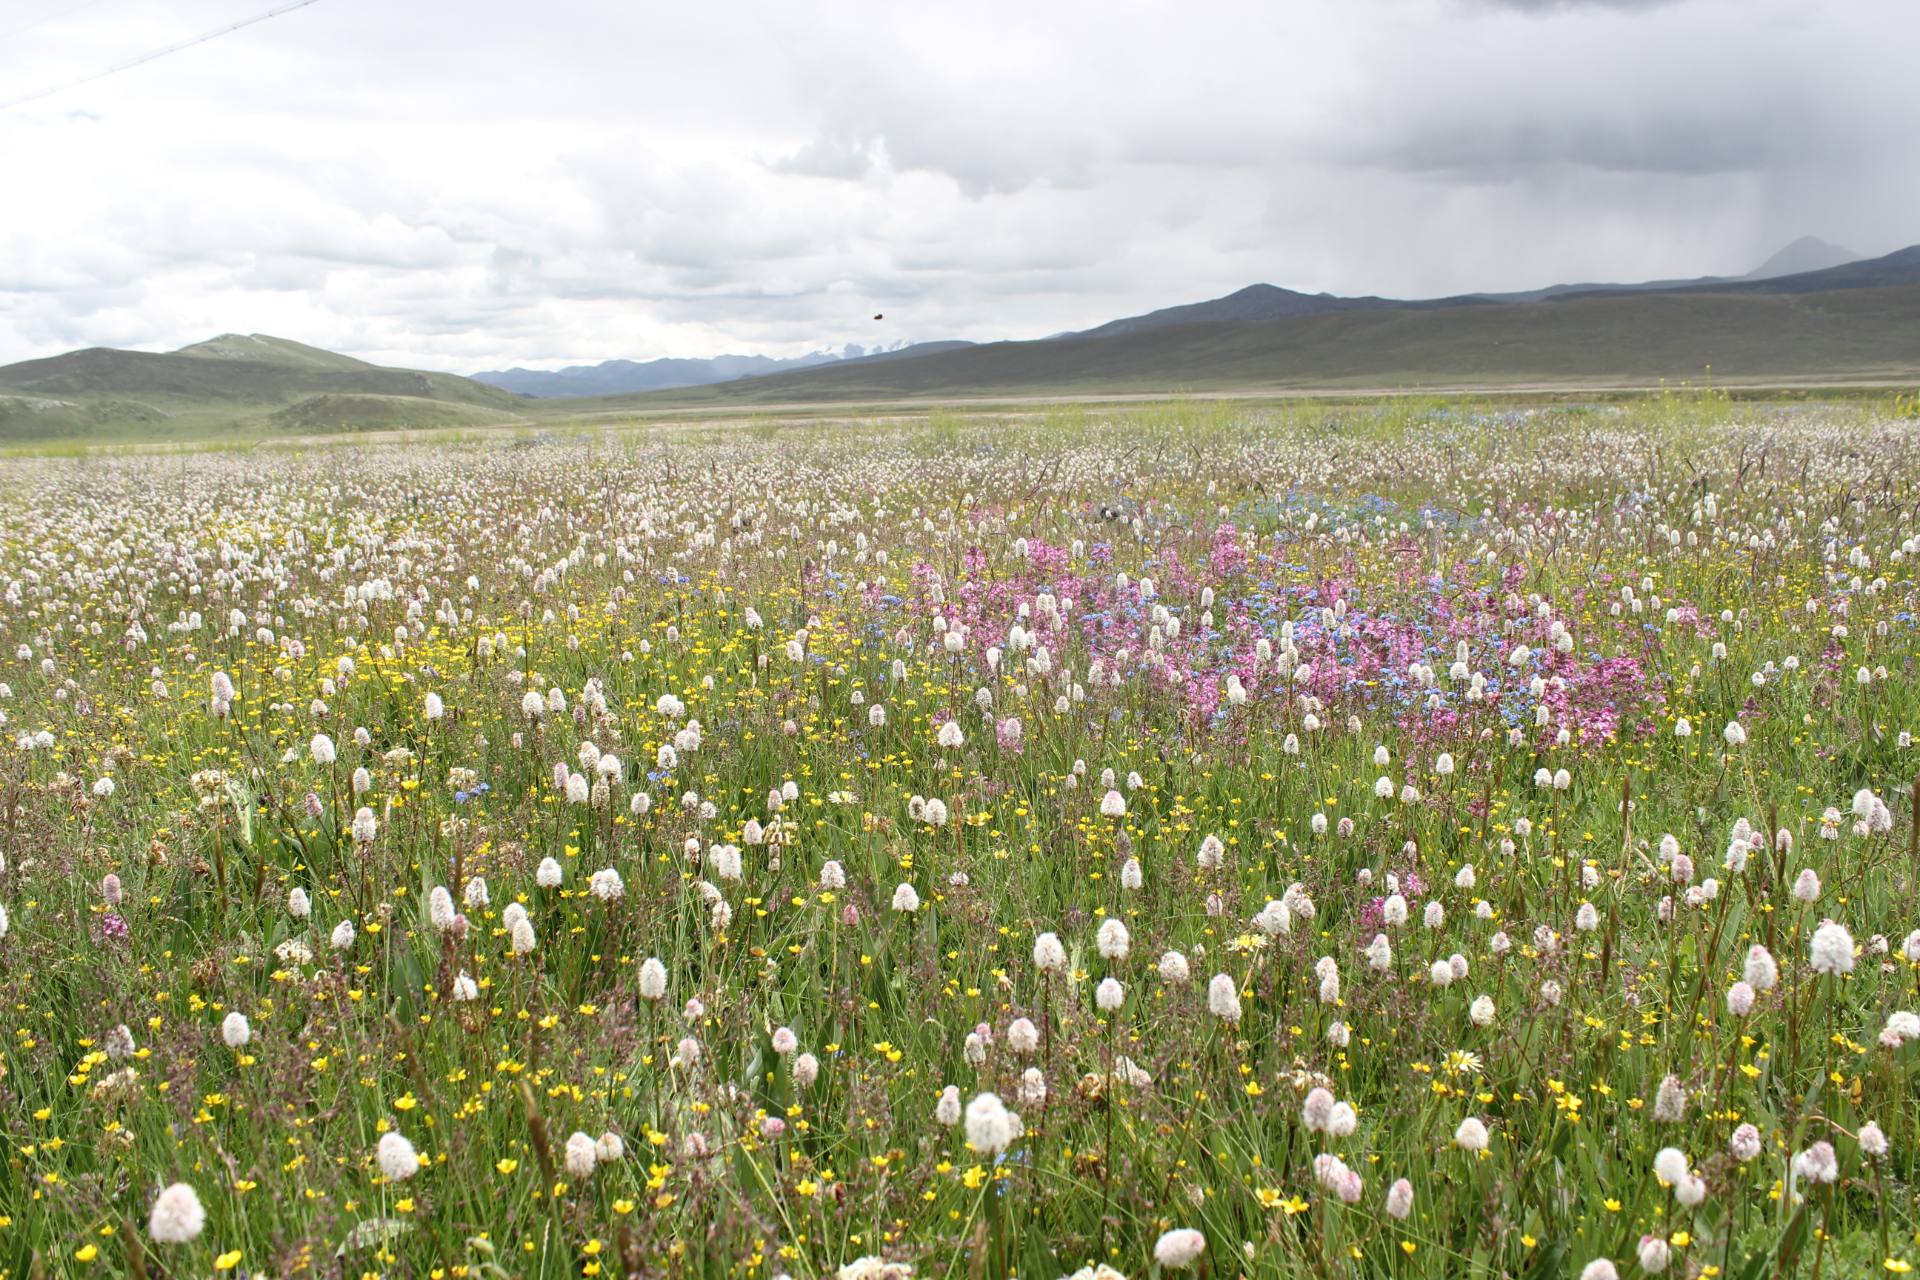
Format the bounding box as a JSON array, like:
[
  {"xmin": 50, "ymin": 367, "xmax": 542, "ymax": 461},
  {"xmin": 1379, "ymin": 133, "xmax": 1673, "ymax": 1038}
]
[{"xmin": 0, "ymin": 0, "xmax": 1915, "ymax": 371}]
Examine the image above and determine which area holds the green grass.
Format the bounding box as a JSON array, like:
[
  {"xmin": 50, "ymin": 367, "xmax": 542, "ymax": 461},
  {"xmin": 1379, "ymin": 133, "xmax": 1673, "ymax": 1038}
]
[
  {"xmin": 262, "ymin": 394, "xmax": 526, "ymax": 433},
  {"xmin": 0, "ymin": 400, "xmax": 1915, "ymax": 1279}
]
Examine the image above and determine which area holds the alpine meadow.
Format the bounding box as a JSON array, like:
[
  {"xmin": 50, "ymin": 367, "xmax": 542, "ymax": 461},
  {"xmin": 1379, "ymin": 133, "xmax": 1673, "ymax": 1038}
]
[{"xmin": 0, "ymin": 398, "xmax": 1916, "ymax": 1279}]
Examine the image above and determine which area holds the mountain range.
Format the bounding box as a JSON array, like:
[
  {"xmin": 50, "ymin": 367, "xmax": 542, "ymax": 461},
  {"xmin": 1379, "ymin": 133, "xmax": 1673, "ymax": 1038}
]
[
  {"xmin": 472, "ymin": 340, "xmax": 976, "ymax": 397},
  {"xmin": 479, "ymin": 236, "xmax": 1872, "ymax": 389},
  {"xmin": 4, "ymin": 236, "xmax": 1916, "ymax": 440},
  {"xmin": 1049, "ymin": 236, "xmax": 1872, "ymax": 339},
  {"xmin": 557, "ymin": 237, "xmax": 1920, "ymax": 406}
]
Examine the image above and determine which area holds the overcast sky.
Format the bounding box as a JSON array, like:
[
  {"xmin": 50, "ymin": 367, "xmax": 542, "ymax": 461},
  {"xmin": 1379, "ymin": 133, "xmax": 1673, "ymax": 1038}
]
[{"xmin": 2, "ymin": 0, "xmax": 1916, "ymax": 372}]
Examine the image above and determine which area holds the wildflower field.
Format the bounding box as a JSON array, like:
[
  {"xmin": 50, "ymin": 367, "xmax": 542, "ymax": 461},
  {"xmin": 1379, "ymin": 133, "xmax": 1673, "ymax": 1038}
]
[{"xmin": 2, "ymin": 399, "xmax": 1918, "ymax": 1280}]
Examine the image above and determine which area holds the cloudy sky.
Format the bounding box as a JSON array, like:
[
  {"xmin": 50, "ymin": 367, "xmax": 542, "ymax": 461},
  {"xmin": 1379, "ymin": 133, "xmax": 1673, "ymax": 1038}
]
[{"xmin": 2, "ymin": 0, "xmax": 1916, "ymax": 372}]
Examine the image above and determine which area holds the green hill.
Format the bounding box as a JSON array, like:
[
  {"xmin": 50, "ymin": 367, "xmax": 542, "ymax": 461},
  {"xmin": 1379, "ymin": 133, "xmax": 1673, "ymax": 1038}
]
[
  {"xmin": 172, "ymin": 333, "xmax": 378, "ymax": 371},
  {"xmin": 0, "ymin": 334, "xmax": 527, "ymax": 441},
  {"xmin": 576, "ymin": 284, "xmax": 1920, "ymax": 408},
  {"xmin": 0, "ymin": 393, "xmax": 173, "ymax": 439},
  {"xmin": 265, "ymin": 393, "xmax": 520, "ymax": 433}
]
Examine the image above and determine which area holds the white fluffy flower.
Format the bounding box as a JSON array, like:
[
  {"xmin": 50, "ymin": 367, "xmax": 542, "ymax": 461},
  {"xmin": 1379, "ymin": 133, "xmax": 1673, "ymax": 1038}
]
[
  {"xmin": 1008, "ymin": 1018, "xmax": 1040, "ymax": 1054},
  {"xmin": 1653, "ymin": 1074, "xmax": 1687, "ymax": 1123},
  {"xmin": 1882, "ymin": 1010, "xmax": 1920, "ymax": 1045},
  {"xmin": 148, "ymin": 1182, "xmax": 206, "ymax": 1243},
  {"xmin": 1158, "ymin": 950, "xmax": 1190, "ymax": 984},
  {"xmin": 1791, "ymin": 1140, "xmax": 1839, "ymax": 1185},
  {"xmin": 565, "ymin": 1130, "xmax": 599, "ymax": 1178},
  {"xmin": 1153, "ymin": 1229, "xmax": 1206, "ymax": 1270},
  {"xmin": 1257, "ymin": 898, "xmax": 1294, "ymax": 935},
  {"xmin": 1653, "ymin": 1147, "xmax": 1689, "ymax": 1186},
  {"xmin": 1809, "ymin": 920, "xmax": 1855, "ymax": 975},
  {"xmin": 1454, "ymin": 1116, "xmax": 1489, "ymax": 1152},
  {"xmin": 376, "ymin": 1130, "xmax": 419, "ymax": 1180},
  {"xmin": 964, "ymin": 1091, "xmax": 1019, "ymax": 1156},
  {"xmin": 1207, "ymin": 973, "xmax": 1242, "ymax": 1022}
]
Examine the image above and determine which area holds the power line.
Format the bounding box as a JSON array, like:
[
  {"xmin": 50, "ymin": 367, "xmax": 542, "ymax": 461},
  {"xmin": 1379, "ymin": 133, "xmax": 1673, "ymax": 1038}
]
[{"xmin": 0, "ymin": 0, "xmax": 323, "ymax": 113}]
